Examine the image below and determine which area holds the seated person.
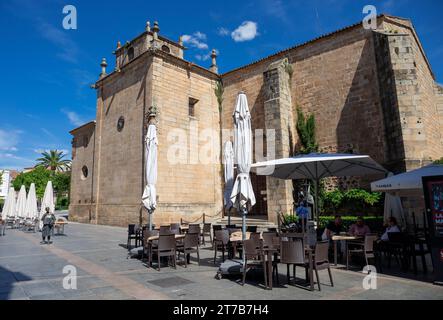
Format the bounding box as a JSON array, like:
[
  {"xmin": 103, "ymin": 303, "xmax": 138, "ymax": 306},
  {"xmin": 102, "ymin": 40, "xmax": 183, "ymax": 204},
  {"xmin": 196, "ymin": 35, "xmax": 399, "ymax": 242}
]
[
  {"xmin": 380, "ymin": 217, "xmax": 401, "ymax": 241},
  {"xmin": 323, "ymin": 215, "xmax": 343, "ymax": 240},
  {"xmin": 348, "ymin": 217, "xmax": 371, "ymax": 237}
]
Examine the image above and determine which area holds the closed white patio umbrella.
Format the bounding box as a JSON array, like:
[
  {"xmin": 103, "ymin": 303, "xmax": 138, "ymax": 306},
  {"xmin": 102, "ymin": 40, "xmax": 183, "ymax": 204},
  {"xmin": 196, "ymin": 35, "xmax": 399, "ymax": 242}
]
[
  {"xmin": 40, "ymin": 181, "xmax": 55, "ymax": 218},
  {"xmin": 252, "ymin": 153, "xmax": 387, "ymax": 222},
  {"xmin": 16, "ymin": 185, "xmax": 27, "ymax": 218},
  {"xmin": 230, "ymin": 92, "xmax": 256, "ymax": 241},
  {"xmin": 142, "ymin": 123, "xmax": 158, "ymax": 230},
  {"xmin": 223, "ymin": 140, "xmax": 234, "ymax": 225},
  {"xmin": 25, "ymin": 183, "xmax": 38, "ymax": 220},
  {"xmin": 2, "ymin": 187, "xmax": 16, "ymax": 219}
]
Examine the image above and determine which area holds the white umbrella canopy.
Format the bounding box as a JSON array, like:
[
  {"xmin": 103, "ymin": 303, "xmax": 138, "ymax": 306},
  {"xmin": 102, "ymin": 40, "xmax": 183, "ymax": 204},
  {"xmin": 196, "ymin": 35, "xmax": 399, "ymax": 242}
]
[
  {"xmin": 382, "ymin": 173, "xmax": 406, "ymax": 227},
  {"xmin": 40, "ymin": 181, "xmax": 55, "ymax": 218},
  {"xmin": 371, "ymin": 164, "xmax": 443, "ymax": 194},
  {"xmin": 15, "ymin": 185, "xmax": 27, "ymax": 218},
  {"xmin": 2, "ymin": 187, "xmax": 16, "ymax": 219},
  {"xmin": 25, "ymin": 183, "xmax": 38, "ymax": 220},
  {"xmin": 223, "ymin": 141, "xmax": 235, "ymax": 210},
  {"xmin": 230, "ymin": 93, "xmax": 256, "ymax": 242},
  {"xmin": 252, "ymin": 153, "xmax": 387, "ymax": 221},
  {"xmin": 223, "ymin": 141, "xmax": 235, "ymax": 226},
  {"xmin": 142, "ymin": 124, "xmax": 158, "ymax": 230}
]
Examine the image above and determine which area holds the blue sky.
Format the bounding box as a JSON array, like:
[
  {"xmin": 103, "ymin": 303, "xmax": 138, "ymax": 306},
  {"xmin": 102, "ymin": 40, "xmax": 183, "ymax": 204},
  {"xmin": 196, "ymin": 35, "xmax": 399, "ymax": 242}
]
[{"xmin": 1, "ymin": 0, "xmax": 442, "ymax": 170}]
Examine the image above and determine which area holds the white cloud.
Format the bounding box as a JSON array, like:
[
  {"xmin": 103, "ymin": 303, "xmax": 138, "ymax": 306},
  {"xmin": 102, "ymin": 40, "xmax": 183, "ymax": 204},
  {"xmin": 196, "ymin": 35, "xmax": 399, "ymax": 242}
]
[
  {"xmin": 195, "ymin": 49, "xmax": 219, "ymax": 61},
  {"xmin": 61, "ymin": 109, "xmax": 85, "ymax": 127},
  {"xmin": 231, "ymin": 21, "xmax": 259, "ymax": 42},
  {"xmin": 182, "ymin": 32, "xmax": 209, "ymax": 50},
  {"xmin": 0, "ymin": 129, "xmax": 21, "ymax": 151},
  {"xmin": 217, "ymin": 27, "xmax": 230, "ymax": 36}
]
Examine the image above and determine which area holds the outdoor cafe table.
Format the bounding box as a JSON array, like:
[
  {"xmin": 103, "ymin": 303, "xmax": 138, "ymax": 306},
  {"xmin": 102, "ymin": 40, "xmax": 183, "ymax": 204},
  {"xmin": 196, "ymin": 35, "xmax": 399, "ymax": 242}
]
[
  {"xmin": 331, "ymin": 235, "xmax": 362, "ymax": 266},
  {"xmin": 147, "ymin": 234, "xmax": 185, "ymax": 242}
]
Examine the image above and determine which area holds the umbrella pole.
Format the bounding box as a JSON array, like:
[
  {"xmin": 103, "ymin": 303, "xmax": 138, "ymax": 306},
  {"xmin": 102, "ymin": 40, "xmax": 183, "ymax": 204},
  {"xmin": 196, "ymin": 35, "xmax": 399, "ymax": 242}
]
[
  {"xmin": 148, "ymin": 210, "xmax": 153, "ymax": 231},
  {"xmin": 242, "ymin": 207, "xmax": 247, "ymax": 268},
  {"xmin": 228, "ymin": 208, "xmax": 231, "ymax": 226},
  {"xmin": 315, "ymin": 179, "xmax": 319, "ymax": 225}
]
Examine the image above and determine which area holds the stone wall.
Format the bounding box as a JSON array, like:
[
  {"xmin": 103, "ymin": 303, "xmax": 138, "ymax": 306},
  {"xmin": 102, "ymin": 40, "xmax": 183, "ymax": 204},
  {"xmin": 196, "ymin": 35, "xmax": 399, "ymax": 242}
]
[{"xmin": 69, "ymin": 123, "xmax": 96, "ymax": 223}]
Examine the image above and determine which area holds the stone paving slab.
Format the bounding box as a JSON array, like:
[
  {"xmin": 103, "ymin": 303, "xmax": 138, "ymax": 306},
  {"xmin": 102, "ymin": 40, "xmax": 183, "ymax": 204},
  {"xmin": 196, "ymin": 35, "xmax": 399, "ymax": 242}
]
[{"xmin": 0, "ymin": 222, "xmax": 442, "ymax": 300}]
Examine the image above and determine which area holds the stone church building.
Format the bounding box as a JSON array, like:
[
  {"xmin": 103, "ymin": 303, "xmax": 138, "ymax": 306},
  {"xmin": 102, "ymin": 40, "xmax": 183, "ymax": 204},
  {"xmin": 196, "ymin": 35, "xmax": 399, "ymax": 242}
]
[{"xmin": 69, "ymin": 15, "xmax": 443, "ymax": 227}]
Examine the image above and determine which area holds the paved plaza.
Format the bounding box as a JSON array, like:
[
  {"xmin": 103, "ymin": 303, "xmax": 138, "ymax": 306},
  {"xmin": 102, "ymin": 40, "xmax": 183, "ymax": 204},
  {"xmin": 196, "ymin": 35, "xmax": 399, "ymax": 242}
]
[{"xmin": 0, "ymin": 223, "xmax": 442, "ymax": 300}]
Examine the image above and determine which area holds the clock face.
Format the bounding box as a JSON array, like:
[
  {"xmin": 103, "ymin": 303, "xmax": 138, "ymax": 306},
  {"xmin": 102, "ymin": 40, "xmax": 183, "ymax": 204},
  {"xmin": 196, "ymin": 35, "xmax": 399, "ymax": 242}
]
[{"xmin": 117, "ymin": 116, "xmax": 125, "ymax": 132}]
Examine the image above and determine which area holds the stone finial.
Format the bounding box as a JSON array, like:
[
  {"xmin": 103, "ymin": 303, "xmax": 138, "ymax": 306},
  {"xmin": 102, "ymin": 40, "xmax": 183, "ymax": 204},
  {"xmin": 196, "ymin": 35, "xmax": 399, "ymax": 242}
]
[
  {"xmin": 152, "ymin": 21, "xmax": 160, "ymax": 39},
  {"xmin": 100, "ymin": 58, "xmax": 108, "ymax": 78},
  {"xmin": 117, "ymin": 41, "xmax": 122, "ymax": 49},
  {"xmin": 146, "ymin": 21, "xmax": 151, "ymax": 32},
  {"xmin": 178, "ymin": 36, "xmax": 183, "ymax": 46},
  {"xmin": 210, "ymin": 49, "xmax": 218, "ymax": 73}
]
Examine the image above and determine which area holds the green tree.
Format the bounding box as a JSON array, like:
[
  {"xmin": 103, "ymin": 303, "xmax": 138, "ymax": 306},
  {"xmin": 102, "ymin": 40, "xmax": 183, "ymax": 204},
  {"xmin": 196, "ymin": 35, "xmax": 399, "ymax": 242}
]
[
  {"xmin": 0, "ymin": 170, "xmax": 3, "ymax": 185},
  {"xmin": 434, "ymin": 158, "xmax": 443, "ymax": 165},
  {"xmin": 36, "ymin": 150, "xmax": 71, "ymax": 172},
  {"xmin": 13, "ymin": 166, "xmax": 52, "ymax": 198},
  {"xmin": 13, "ymin": 167, "xmax": 71, "ymax": 199},
  {"xmin": 296, "ymin": 107, "xmax": 319, "ymax": 154}
]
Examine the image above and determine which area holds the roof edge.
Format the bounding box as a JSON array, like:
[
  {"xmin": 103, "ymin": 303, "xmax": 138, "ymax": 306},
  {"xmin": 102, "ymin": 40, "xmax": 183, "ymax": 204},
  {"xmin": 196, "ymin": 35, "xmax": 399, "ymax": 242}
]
[{"xmin": 69, "ymin": 121, "xmax": 96, "ymax": 135}]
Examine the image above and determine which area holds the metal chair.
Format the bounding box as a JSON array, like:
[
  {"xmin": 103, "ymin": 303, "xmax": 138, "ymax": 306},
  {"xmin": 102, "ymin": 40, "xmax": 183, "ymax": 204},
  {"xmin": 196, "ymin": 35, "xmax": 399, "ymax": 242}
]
[
  {"xmin": 213, "ymin": 229, "xmax": 230, "ymax": 264},
  {"xmin": 262, "ymin": 232, "xmax": 280, "ymax": 284},
  {"xmin": 177, "ymin": 232, "xmax": 200, "ymax": 267},
  {"xmin": 313, "ymin": 241, "xmax": 334, "ymax": 291},
  {"xmin": 150, "ymin": 234, "xmax": 177, "ymax": 271},
  {"xmin": 347, "ymin": 234, "xmax": 378, "ymax": 269}
]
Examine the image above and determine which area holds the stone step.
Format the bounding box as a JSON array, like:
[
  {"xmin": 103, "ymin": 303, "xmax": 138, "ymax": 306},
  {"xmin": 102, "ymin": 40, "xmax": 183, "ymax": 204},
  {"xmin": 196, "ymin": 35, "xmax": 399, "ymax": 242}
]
[{"xmin": 216, "ymin": 216, "xmax": 277, "ymax": 230}]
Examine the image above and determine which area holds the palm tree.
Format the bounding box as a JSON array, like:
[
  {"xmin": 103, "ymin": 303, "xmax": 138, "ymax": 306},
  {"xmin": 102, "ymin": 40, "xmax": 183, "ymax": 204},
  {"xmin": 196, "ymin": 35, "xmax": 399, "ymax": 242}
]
[{"xmin": 36, "ymin": 150, "xmax": 71, "ymax": 172}]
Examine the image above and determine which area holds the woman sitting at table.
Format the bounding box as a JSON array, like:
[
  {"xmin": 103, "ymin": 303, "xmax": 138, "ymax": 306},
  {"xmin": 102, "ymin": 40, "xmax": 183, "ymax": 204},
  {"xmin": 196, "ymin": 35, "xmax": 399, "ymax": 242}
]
[
  {"xmin": 380, "ymin": 217, "xmax": 401, "ymax": 241},
  {"xmin": 348, "ymin": 217, "xmax": 371, "ymax": 237}
]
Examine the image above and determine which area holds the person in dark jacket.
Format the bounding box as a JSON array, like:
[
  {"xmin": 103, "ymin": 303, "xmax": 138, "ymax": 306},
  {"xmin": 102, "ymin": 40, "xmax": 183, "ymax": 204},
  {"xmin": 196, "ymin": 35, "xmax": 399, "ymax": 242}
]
[{"xmin": 41, "ymin": 207, "xmax": 56, "ymax": 244}]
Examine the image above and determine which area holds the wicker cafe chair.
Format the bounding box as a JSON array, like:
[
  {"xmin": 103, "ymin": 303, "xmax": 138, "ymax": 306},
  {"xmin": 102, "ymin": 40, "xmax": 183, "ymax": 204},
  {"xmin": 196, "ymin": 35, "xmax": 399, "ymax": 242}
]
[
  {"xmin": 142, "ymin": 229, "xmax": 159, "ymax": 262},
  {"xmin": 127, "ymin": 224, "xmax": 140, "ymax": 250},
  {"xmin": 347, "ymin": 234, "xmax": 378, "ymax": 270},
  {"xmin": 150, "ymin": 234, "xmax": 177, "ymax": 271},
  {"xmin": 170, "ymin": 223, "xmax": 181, "ymax": 235},
  {"xmin": 242, "ymin": 238, "xmax": 267, "ymax": 287},
  {"xmin": 213, "ymin": 229, "xmax": 230, "ymax": 264},
  {"xmin": 201, "ymin": 223, "xmax": 212, "ymax": 245},
  {"xmin": 313, "ymin": 241, "xmax": 334, "ymax": 291},
  {"xmin": 280, "ymin": 238, "xmax": 309, "ymax": 285},
  {"xmin": 159, "ymin": 225, "xmax": 172, "ymax": 236},
  {"xmin": 188, "ymin": 224, "xmax": 201, "ymax": 234},
  {"xmin": 262, "ymin": 232, "xmax": 280, "ymax": 284},
  {"xmin": 177, "ymin": 232, "xmax": 200, "ymax": 267}
]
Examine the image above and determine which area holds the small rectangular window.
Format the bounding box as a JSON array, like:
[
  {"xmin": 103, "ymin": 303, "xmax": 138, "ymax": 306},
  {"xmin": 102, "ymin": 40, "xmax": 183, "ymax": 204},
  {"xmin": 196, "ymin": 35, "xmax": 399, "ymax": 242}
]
[{"xmin": 188, "ymin": 97, "xmax": 199, "ymax": 117}]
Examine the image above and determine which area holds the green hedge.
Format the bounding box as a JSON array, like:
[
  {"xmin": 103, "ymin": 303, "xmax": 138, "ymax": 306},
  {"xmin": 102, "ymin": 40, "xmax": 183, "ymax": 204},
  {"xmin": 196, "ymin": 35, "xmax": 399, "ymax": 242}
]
[
  {"xmin": 55, "ymin": 197, "xmax": 69, "ymax": 210},
  {"xmin": 322, "ymin": 189, "xmax": 383, "ymax": 215},
  {"xmin": 282, "ymin": 214, "xmax": 384, "ymax": 232}
]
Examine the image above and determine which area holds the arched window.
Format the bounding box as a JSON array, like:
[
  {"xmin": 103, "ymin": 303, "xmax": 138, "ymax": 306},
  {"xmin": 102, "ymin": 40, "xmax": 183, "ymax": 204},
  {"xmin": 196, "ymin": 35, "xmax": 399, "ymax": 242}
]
[{"xmin": 81, "ymin": 166, "xmax": 89, "ymax": 180}]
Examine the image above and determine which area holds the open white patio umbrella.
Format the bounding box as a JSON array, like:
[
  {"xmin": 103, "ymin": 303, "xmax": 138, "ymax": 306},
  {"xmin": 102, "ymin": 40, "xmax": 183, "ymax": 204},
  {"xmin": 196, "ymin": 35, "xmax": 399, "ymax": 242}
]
[
  {"xmin": 371, "ymin": 164, "xmax": 443, "ymax": 195},
  {"xmin": 380, "ymin": 173, "xmax": 406, "ymax": 228},
  {"xmin": 2, "ymin": 187, "xmax": 16, "ymax": 219},
  {"xmin": 25, "ymin": 183, "xmax": 38, "ymax": 220},
  {"xmin": 252, "ymin": 153, "xmax": 387, "ymax": 222},
  {"xmin": 142, "ymin": 123, "xmax": 158, "ymax": 230},
  {"xmin": 230, "ymin": 92, "xmax": 256, "ymax": 242},
  {"xmin": 15, "ymin": 185, "xmax": 27, "ymax": 218},
  {"xmin": 223, "ymin": 140, "xmax": 234, "ymax": 225}
]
